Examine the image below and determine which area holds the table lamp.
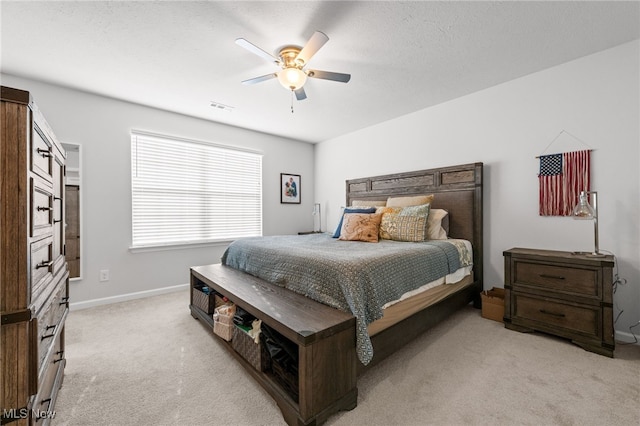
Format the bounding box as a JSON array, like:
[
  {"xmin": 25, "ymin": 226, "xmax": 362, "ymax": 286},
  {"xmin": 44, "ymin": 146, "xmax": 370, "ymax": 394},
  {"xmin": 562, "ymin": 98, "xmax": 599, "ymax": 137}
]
[
  {"xmin": 572, "ymin": 191, "xmax": 605, "ymax": 257},
  {"xmin": 313, "ymin": 203, "xmax": 321, "ymax": 232}
]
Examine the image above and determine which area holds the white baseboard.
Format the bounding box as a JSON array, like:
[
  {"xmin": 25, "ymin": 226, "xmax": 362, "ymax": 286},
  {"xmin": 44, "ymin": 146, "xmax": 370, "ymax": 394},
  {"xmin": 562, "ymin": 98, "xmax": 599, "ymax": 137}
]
[
  {"xmin": 615, "ymin": 329, "xmax": 640, "ymax": 345},
  {"xmin": 67, "ymin": 287, "xmax": 640, "ymax": 347},
  {"xmin": 69, "ymin": 283, "xmax": 189, "ymax": 311}
]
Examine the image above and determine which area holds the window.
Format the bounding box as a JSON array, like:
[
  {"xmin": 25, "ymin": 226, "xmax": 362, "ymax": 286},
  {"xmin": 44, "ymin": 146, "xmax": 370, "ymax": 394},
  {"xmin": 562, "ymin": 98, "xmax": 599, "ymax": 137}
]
[{"xmin": 131, "ymin": 131, "xmax": 262, "ymax": 248}]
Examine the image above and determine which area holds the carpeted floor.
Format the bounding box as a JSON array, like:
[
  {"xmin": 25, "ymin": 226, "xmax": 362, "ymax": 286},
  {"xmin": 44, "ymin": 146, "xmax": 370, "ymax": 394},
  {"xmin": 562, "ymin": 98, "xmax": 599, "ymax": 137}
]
[{"xmin": 52, "ymin": 290, "xmax": 639, "ymax": 426}]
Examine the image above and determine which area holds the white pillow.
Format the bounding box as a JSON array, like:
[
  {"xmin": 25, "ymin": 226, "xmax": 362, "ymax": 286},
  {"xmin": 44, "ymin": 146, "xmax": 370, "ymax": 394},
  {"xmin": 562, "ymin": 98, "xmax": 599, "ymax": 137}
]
[{"xmin": 427, "ymin": 209, "xmax": 448, "ymax": 240}]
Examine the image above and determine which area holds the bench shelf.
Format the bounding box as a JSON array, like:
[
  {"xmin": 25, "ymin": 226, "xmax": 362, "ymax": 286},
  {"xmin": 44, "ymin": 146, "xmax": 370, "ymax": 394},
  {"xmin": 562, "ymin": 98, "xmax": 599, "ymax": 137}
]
[{"xmin": 190, "ymin": 264, "xmax": 358, "ymax": 426}]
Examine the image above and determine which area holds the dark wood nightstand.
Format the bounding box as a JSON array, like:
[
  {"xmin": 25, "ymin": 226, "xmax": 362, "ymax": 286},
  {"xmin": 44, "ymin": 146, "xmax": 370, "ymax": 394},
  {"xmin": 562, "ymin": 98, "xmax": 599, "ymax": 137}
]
[{"xmin": 503, "ymin": 248, "xmax": 615, "ymax": 357}]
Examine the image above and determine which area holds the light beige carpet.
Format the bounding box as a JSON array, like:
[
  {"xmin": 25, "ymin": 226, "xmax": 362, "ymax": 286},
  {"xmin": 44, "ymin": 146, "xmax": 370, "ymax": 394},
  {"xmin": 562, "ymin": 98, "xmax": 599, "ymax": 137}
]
[{"xmin": 53, "ymin": 290, "xmax": 639, "ymax": 426}]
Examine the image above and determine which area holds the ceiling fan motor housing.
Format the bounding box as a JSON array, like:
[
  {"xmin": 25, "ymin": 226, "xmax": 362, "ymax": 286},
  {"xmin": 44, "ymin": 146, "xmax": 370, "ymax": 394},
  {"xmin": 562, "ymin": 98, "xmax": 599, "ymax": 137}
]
[
  {"xmin": 277, "ymin": 46, "xmax": 307, "ymax": 90},
  {"xmin": 278, "ymin": 46, "xmax": 305, "ymax": 67}
]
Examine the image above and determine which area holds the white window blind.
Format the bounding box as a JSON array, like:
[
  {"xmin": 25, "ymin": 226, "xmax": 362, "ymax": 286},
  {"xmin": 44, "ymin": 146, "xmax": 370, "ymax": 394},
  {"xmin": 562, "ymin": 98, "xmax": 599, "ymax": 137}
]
[{"xmin": 131, "ymin": 131, "xmax": 262, "ymax": 248}]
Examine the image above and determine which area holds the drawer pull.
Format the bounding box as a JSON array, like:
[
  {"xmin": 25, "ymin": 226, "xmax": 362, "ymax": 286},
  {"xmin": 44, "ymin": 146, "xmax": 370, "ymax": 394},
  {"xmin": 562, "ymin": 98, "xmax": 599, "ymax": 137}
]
[
  {"xmin": 60, "ymin": 296, "xmax": 70, "ymax": 306},
  {"xmin": 36, "ymin": 260, "xmax": 53, "ymax": 269},
  {"xmin": 54, "ymin": 350, "xmax": 65, "ymax": 363},
  {"xmin": 40, "ymin": 398, "xmax": 52, "ymax": 410},
  {"xmin": 41, "ymin": 324, "xmax": 56, "ymax": 340},
  {"xmin": 539, "ymin": 309, "xmax": 566, "ymax": 318},
  {"xmin": 41, "ymin": 331, "xmax": 55, "ymax": 340},
  {"xmin": 37, "ymin": 206, "xmax": 53, "ymax": 211},
  {"xmin": 37, "ymin": 148, "xmax": 53, "ymax": 158},
  {"xmin": 539, "ymin": 274, "xmax": 565, "ymax": 280}
]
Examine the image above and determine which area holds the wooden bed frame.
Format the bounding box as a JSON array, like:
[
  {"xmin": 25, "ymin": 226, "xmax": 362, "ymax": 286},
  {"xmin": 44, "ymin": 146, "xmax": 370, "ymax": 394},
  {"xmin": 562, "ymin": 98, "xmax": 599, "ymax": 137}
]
[
  {"xmin": 189, "ymin": 162, "xmax": 483, "ymax": 426},
  {"xmin": 346, "ymin": 162, "xmax": 484, "ymax": 373}
]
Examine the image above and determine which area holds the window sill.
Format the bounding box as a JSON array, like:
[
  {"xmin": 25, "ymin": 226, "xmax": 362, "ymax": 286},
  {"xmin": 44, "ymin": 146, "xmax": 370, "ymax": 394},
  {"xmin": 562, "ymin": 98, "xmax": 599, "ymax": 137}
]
[{"xmin": 129, "ymin": 239, "xmax": 234, "ymax": 253}]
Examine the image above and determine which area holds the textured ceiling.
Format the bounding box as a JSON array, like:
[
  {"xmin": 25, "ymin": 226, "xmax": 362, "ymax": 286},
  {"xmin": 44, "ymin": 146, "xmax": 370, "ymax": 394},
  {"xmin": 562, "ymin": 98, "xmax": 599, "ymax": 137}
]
[{"xmin": 1, "ymin": 1, "xmax": 638, "ymax": 143}]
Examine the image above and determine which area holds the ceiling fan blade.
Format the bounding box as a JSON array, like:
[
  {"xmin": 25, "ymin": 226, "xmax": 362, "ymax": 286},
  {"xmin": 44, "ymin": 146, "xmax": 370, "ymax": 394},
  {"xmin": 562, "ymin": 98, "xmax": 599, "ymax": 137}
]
[
  {"xmin": 241, "ymin": 73, "xmax": 277, "ymax": 85},
  {"xmin": 235, "ymin": 38, "xmax": 281, "ymax": 65},
  {"xmin": 307, "ymin": 69, "xmax": 351, "ymax": 83},
  {"xmin": 295, "ymin": 31, "xmax": 329, "ymax": 65},
  {"xmin": 294, "ymin": 87, "xmax": 307, "ymax": 101}
]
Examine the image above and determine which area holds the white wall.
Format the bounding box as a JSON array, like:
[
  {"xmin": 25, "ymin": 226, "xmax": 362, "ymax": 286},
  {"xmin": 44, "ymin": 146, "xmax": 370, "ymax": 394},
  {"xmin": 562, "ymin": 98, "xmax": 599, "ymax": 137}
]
[
  {"xmin": 315, "ymin": 40, "xmax": 640, "ymax": 337},
  {"xmin": 1, "ymin": 74, "xmax": 315, "ymax": 306}
]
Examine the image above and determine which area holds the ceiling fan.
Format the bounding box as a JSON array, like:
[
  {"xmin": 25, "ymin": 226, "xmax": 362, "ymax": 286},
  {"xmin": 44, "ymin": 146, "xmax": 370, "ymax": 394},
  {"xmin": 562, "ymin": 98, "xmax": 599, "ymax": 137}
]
[{"xmin": 235, "ymin": 31, "xmax": 351, "ymax": 101}]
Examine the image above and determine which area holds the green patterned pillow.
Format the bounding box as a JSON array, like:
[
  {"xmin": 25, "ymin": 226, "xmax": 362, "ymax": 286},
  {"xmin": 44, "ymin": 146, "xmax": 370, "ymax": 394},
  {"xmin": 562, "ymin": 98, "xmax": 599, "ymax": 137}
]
[
  {"xmin": 379, "ymin": 203, "xmax": 430, "ymax": 241},
  {"xmin": 398, "ymin": 203, "xmax": 430, "ymax": 217}
]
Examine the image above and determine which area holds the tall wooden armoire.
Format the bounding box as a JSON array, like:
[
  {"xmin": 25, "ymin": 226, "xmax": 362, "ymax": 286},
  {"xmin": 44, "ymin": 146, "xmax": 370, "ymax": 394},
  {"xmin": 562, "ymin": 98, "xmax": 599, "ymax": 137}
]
[{"xmin": 1, "ymin": 86, "xmax": 69, "ymax": 425}]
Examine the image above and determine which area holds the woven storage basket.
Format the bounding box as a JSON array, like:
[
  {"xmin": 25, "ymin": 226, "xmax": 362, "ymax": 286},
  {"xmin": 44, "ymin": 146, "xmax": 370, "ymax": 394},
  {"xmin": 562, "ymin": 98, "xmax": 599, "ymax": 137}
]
[
  {"xmin": 214, "ymin": 294, "xmax": 227, "ymax": 309},
  {"xmin": 192, "ymin": 288, "xmax": 216, "ymax": 314},
  {"xmin": 232, "ymin": 325, "xmax": 269, "ymax": 372},
  {"xmin": 213, "ymin": 304, "xmax": 235, "ymax": 341},
  {"xmin": 213, "ymin": 322, "xmax": 233, "ymax": 341}
]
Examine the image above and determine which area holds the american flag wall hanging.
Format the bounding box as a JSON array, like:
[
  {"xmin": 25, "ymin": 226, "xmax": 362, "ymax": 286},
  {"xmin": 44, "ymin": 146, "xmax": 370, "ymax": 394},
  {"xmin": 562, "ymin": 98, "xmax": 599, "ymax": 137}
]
[{"xmin": 539, "ymin": 150, "xmax": 591, "ymax": 216}]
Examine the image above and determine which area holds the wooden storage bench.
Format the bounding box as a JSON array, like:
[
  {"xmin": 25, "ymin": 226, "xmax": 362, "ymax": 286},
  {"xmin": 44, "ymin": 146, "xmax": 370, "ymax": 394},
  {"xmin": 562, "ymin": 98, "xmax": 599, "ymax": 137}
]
[{"xmin": 189, "ymin": 264, "xmax": 358, "ymax": 426}]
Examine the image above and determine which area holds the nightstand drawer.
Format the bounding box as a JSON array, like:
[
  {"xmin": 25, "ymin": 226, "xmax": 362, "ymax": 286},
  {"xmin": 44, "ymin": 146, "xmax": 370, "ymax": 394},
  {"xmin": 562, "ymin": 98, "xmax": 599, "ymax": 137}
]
[
  {"xmin": 514, "ymin": 261, "xmax": 599, "ymax": 297},
  {"xmin": 504, "ymin": 248, "xmax": 614, "ymax": 357},
  {"xmin": 513, "ymin": 293, "xmax": 599, "ymax": 338}
]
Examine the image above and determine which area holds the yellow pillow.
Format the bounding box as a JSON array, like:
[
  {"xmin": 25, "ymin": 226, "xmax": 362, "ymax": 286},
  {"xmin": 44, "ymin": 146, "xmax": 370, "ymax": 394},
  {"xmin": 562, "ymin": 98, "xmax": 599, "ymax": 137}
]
[
  {"xmin": 338, "ymin": 213, "xmax": 382, "ymax": 242},
  {"xmin": 386, "ymin": 194, "xmax": 434, "ymax": 207},
  {"xmin": 351, "ymin": 199, "xmax": 387, "ymax": 207},
  {"xmin": 377, "ymin": 206, "xmax": 401, "ymax": 239}
]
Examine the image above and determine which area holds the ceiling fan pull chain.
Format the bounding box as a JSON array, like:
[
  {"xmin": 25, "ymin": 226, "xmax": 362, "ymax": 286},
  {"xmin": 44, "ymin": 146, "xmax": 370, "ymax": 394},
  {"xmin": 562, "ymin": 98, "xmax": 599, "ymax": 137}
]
[{"xmin": 290, "ymin": 90, "xmax": 294, "ymax": 114}]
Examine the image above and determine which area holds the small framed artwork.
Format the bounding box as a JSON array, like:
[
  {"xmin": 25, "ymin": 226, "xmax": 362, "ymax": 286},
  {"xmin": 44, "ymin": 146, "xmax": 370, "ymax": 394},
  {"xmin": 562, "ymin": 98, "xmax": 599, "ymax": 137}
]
[{"xmin": 281, "ymin": 173, "xmax": 301, "ymax": 204}]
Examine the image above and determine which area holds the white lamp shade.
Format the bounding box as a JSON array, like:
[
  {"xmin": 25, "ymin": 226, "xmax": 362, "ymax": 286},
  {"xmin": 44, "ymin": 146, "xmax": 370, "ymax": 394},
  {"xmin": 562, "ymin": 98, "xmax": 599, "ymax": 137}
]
[
  {"xmin": 573, "ymin": 191, "xmax": 595, "ymax": 219},
  {"xmin": 277, "ymin": 67, "xmax": 307, "ymax": 90},
  {"xmin": 572, "ymin": 190, "xmax": 603, "ymax": 256}
]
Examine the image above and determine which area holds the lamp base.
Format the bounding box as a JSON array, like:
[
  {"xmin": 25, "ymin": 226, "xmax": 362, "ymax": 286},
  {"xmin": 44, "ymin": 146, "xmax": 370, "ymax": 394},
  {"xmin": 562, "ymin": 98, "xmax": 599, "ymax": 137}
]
[
  {"xmin": 587, "ymin": 253, "xmax": 607, "ymax": 258},
  {"xmin": 572, "ymin": 251, "xmax": 606, "ymax": 258}
]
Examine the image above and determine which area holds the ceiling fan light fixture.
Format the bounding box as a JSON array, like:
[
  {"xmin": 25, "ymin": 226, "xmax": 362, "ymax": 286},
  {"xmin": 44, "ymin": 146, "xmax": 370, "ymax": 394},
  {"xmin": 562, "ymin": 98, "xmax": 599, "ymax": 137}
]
[
  {"xmin": 277, "ymin": 67, "xmax": 307, "ymax": 91},
  {"xmin": 237, "ymin": 31, "xmax": 350, "ymax": 101}
]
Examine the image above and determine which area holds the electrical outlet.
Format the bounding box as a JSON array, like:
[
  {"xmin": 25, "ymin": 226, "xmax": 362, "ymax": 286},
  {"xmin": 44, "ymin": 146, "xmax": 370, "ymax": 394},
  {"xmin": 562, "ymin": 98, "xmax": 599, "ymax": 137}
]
[{"xmin": 99, "ymin": 269, "xmax": 110, "ymax": 282}]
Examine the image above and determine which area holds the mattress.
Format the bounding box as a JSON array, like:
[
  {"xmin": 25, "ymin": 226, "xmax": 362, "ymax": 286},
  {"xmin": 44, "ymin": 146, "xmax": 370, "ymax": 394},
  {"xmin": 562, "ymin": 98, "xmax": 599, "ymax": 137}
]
[
  {"xmin": 368, "ymin": 272, "xmax": 474, "ymax": 336},
  {"xmin": 222, "ymin": 233, "xmax": 473, "ymax": 364}
]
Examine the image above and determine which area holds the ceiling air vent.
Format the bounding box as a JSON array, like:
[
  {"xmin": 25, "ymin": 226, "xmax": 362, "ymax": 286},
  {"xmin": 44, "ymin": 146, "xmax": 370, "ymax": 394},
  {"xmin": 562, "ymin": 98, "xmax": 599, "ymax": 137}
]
[{"xmin": 210, "ymin": 101, "xmax": 234, "ymax": 112}]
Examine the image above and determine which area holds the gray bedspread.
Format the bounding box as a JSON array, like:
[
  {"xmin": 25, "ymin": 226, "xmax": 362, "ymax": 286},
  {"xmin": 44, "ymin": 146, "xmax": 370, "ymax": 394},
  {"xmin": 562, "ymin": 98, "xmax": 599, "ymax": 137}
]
[{"xmin": 221, "ymin": 233, "xmax": 471, "ymax": 365}]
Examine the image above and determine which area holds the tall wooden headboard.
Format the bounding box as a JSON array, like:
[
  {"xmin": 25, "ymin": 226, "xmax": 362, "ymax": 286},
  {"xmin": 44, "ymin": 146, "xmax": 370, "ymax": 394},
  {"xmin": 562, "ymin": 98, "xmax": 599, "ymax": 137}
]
[{"xmin": 345, "ymin": 162, "xmax": 484, "ymax": 291}]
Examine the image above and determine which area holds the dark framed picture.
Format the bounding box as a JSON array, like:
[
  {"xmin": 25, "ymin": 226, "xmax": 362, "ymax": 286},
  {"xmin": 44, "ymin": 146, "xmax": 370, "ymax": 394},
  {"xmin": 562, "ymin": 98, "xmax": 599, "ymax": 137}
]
[{"xmin": 280, "ymin": 173, "xmax": 301, "ymax": 204}]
